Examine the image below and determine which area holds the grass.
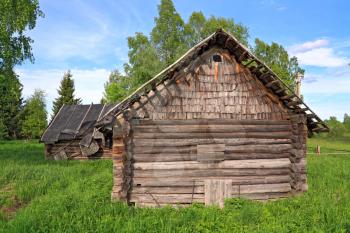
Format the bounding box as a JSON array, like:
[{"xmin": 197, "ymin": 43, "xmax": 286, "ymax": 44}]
[{"xmin": 1, "ymin": 139, "xmax": 350, "ymax": 232}]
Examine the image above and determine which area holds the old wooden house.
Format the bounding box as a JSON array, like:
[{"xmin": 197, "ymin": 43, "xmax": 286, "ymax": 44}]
[
  {"xmin": 41, "ymin": 103, "xmax": 116, "ymax": 160},
  {"xmin": 42, "ymin": 29, "xmax": 328, "ymax": 206}
]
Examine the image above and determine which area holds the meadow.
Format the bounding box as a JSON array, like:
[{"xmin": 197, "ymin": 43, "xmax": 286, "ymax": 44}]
[{"xmin": 1, "ymin": 138, "xmax": 350, "ymax": 233}]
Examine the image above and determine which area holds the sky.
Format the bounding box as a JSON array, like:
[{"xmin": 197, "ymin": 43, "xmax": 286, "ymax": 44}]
[{"xmin": 17, "ymin": 0, "xmax": 350, "ymax": 120}]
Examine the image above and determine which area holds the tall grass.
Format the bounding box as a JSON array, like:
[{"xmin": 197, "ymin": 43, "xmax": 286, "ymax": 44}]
[{"xmin": 1, "ymin": 139, "xmax": 350, "ymax": 232}]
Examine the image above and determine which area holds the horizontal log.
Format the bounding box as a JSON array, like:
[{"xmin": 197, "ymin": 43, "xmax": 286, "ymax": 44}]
[
  {"xmin": 133, "ymin": 125, "xmax": 292, "ymax": 133},
  {"xmin": 131, "ymin": 186, "xmax": 204, "ymax": 194},
  {"xmin": 133, "ymin": 144, "xmax": 292, "ymax": 154},
  {"xmin": 133, "ymin": 159, "xmax": 290, "ymax": 170},
  {"xmin": 132, "ymin": 175, "xmax": 291, "ymax": 187},
  {"xmin": 133, "ymin": 132, "xmax": 292, "ymax": 139},
  {"xmin": 132, "ymin": 152, "xmax": 290, "ymax": 162},
  {"xmin": 132, "ymin": 138, "xmax": 292, "ymax": 147},
  {"xmin": 130, "ymin": 194, "xmax": 204, "ymax": 204},
  {"xmin": 239, "ymin": 192, "xmax": 291, "ymax": 200},
  {"xmin": 130, "ymin": 168, "xmax": 290, "ymax": 178},
  {"xmin": 130, "ymin": 183, "xmax": 291, "ymax": 195},
  {"xmin": 135, "ymin": 119, "xmax": 291, "ymax": 126}
]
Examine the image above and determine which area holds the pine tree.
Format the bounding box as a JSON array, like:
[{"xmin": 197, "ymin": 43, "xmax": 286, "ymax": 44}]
[
  {"xmin": 0, "ymin": 71, "xmax": 23, "ymax": 139},
  {"xmin": 52, "ymin": 71, "xmax": 81, "ymax": 116},
  {"xmin": 22, "ymin": 89, "xmax": 47, "ymax": 139}
]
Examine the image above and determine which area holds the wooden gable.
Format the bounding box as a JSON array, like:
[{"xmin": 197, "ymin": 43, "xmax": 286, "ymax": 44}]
[{"xmin": 131, "ymin": 48, "xmax": 290, "ymax": 121}]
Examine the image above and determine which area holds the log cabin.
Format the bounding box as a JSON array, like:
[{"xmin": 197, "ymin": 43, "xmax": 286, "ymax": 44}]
[
  {"xmin": 41, "ymin": 29, "xmax": 329, "ymax": 206},
  {"xmin": 41, "ymin": 103, "xmax": 116, "ymax": 160}
]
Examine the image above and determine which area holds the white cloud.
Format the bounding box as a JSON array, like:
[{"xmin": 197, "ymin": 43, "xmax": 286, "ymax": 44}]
[
  {"xmin": 289, "ymin": 39, "xmax": 349, "ymax": 67},
  {"xmin": 17, "ymin": 68, "xmax": 111, "ymax": 115}
]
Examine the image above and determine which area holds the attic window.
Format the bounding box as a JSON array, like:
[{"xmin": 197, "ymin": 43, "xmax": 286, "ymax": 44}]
[{"xmin": 213, "ymin": 54, "xmax": 222, "ymax": 62}]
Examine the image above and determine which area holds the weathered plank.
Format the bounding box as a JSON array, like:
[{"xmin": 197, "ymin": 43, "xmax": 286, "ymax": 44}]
[
  {"xmin": 133, "ymin": 124, "xmax": 291, "ymax": 133},
  {"xmin": 129, "ymin": 194, "xmax": 204, "ymax": 204},
  {"xmin": 133, "ymin": 132, "xmax": 292, "ymax": 139},
  {"xmin": 205, "ymin": 179, "xmax": 232, "ymax": 207},
  {"xmin": 132, "ymin": 175, "xmax": 291, "ymax": 187},
  {"xmin": 136, "ymin": 119, "xmax": 291, "ymax": 125},
  {"xmin": 131, "ymin": 168, "xmax": 290, "ymax": 178},
  {"xmin": 133, "ymin": 159, "xmax": 290, "ymax": 170}
]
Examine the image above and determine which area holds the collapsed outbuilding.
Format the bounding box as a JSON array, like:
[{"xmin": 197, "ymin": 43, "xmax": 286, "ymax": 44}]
[
  {"xmin": 41, "ymin": 29, "xmax": 329, "ymax": 206},
  {"xmin": 41, "ymin": 104, "xmax": 116, "ymax": 160}
]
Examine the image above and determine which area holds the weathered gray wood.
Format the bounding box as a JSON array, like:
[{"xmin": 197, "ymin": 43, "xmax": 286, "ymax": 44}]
[
  {"xmin": 137, "ymin": 119, "xmax": 291, "ymax": 125},
  {"xmin": 133, "ymin": 152, "xmax": 291, "ymax": 162},
  {"xmin": 133, "ymin": 132, "xmax": 292, "ymax": 139},
  {"xmin": 133, "ymin": 124, "xmax": 291, "ymax": 133},
  {"xmin": 129, "ymin": 194, "xmax": 204, "ymax": 204},
  {"xmin": 133, "ymin": 159, "xmax": 290, "ymax": 170},
  {"xmin": 205, "ymin": 179, "xmax": 232, "ymax": 207},
  {"xmin": 132, "ymin": 175, "xmax": 291, "ymax": 187},
  {"xmin": 197, "ymin": 144, "xmax": 225, "ymax": 162},
  {"xmin": 131, "ymin": 168, "xmax": 290, "ymax": 178},
  {"xmin": 133, "ymin": 138, "xmax": 292, "ymax": 147}
]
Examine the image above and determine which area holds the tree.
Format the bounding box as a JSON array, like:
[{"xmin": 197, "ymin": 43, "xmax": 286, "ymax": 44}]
[
  {"xmin": 52, "ymin": 71, "xmax": 81, "ymax": 116},
  {"xmin": 343, "ymin": 113, "xmax": 350, "ymax": 132},
  {"xmin": 102, "ymin": 70, "xmax": 130, "ymax": 103},
  {"xmin": 0, "ymin": 0, "xmax": 44, "ymax": 71},
  {"xmin": 124, "ymin": 33, "xmax": 163, "ymax": 88},
  {"xmin": 185, "ymin": 12, "xmax": 249, "ymax": 47},
  {"xmin": 0, "ymin": 72, "xmax": 23, "ymax": 139},
  {"xmin": 324, "ymin": 116, "xmax": 346, "ymax": 138},
  {"xmin": 21, "ymin": 89, "xmax": 47, "ymax": 139},
  {"xmin": 253, "ymin": 39, "xmax": 304, "ymax": 89},
  {"xmin": 0, "ymin": 0, "xmax": 43, "ymax": 139},
  {"xmin": 151, "ymin": 0, "xmax": 186, "ymax": 65}
]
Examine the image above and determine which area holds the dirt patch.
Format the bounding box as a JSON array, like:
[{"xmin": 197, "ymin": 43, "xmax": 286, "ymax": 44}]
[{"xmin": 0, "ymin": 184, "xmax": 25, "ymax": 220}]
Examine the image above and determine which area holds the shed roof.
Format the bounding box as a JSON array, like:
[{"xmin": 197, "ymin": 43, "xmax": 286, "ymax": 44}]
[
  {"xmin": 41, "ymin": 103, "xmax": 116, "ymax": 143},
  {"xmin": 97, "ymin": 29, "xmax": 328, "ymax": 134}
]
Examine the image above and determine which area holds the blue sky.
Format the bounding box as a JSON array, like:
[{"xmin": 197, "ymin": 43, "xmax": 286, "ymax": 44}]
[{"xmin": 18, "ymin": 0, "xmax": 350, "ymax": 119}]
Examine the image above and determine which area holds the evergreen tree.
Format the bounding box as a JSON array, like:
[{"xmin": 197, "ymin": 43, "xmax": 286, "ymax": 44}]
[
  {"xmin": 52, "ymin": 71, "xmax": 81, "ymax": 116},
  {"xmin": 253, "ymin": 39, "xmax": 304, "ymax": 89},
  {"xmin": 22, "ymin": 90, "xmax": 47, "ymax": 139},
  {"xmin": 0, "ymin": 71, "xmax": 23, "ymax": 139}
]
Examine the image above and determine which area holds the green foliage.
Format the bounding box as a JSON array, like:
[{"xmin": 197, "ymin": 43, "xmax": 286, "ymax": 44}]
[
  {"xmin": 343, "ymin": 114, "xmax": 350, "ymax": 132},
  {"xmin": 102, "ymin": 70, "xmax": 130, "ymax": 103},
  {"xmin": 151, "ymin": 0, "xmax": 186, "ymax": 65},
  {"xmin": 107, "ymin": 0, "xmax": 251, "ymax": 103},
  {"xmin": 185, "ymin": 12, "xmax": 249, "ymax": 47},
  {"xmin": 1, "ymin": 139, "xmax": 350, "ymax": 232},
  {"xmin": 125, "ymin": 33, "xmax": 163, "ymax": 88},
  {"xmin": 0, "ymin": 0, "xmax": 44, "ymax": 71},
  {"xmin": 21, "ymin": 90, "xmax": 47, "ymax": 139},
  {"xmin": 52, "ymin": 71, "xmax": 82, "ymax": 116},
  {"xmin": 324, "ymin": 116, "xmax": 347, "ymax": 138},
  {"xmin": 0, "ymin": 71, "xmax": 23, "ymax": 139},
  {"xmin": 253, "ymin": 39, "xmax": 304, "ymax": 89}
]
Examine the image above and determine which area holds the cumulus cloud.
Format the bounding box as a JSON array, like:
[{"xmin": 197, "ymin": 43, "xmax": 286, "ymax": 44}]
[{"xmin": 288, "ymin": 39, "xmax": 349, "ymax": 67}]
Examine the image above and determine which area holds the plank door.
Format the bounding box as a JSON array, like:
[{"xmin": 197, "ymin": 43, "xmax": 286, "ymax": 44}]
[{"xmin": 204, "ymin": 179, "xmax": 232, "ymax": 208}]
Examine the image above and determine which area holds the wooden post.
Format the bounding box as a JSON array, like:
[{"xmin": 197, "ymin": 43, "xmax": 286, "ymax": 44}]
[
  {"xmin": 315, "ymin": 145, "xmax": 321, "ymax": 155},
  {"xmin": 295, "ymin": 72, "xmax": 303, "ymax": 98}
]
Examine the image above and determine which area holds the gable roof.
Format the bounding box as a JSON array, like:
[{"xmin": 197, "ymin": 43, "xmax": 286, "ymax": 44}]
[
  {"xmin": 41, "ymin": 103, "xmax": 116, "ymax": 143},
  {"xmin": 98, "ymin": 29, "xmax": 328, "ymax": 134}
]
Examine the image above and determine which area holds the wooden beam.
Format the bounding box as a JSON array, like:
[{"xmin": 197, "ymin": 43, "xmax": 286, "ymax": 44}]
[
  {"xmin": 275, "ymin": 88, "xmax": 287, "ymax": 94},
  {"xmin": 280, "ymin": 95, "xmax": 296, "ymax": 100},
  {"xmin": 265, "ymin": 80, "xmax": 279, "ymax": 88}
]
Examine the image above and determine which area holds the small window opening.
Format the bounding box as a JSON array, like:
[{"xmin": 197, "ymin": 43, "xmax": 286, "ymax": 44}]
[
  {"xmin": 105, "ymin": 132, "xmax": 113, "ymax": 149},
  {"xmin": 136, "ymin": 184, "xmax": 141, "ymax": 187},
  {"xmin": 213, "ymin": 54, "xmax": 222, "ymax": 62}
]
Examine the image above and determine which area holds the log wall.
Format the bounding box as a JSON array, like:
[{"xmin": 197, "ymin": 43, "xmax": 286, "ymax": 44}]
[
  {"xmin": 111, "ymin": 49, "xmax": 308, "ymax": 207},
  {"xmin": 45, "ymin": 140, "xmax": 112, "ymax": 160}
]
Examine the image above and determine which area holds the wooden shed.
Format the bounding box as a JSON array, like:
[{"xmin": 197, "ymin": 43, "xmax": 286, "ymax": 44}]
[
  {"xmin": 96, "ymin": 29, "xmax": 329, "ymax": 207},
  {"xmin": 42, "ymin": 29, "xmax": 329, "ymax": 206},
  {"xmin": 41, "ymin": 103, "xmax": 116, "ymax": 160}
]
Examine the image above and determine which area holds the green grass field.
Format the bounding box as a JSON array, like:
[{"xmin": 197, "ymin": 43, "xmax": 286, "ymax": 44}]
[{"xmin": 1, "ymin": 139, "xmax": 350, "ymax": 233}]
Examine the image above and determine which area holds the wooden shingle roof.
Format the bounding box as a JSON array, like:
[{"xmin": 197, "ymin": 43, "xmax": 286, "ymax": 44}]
[
  {"xmin": 97, "ymin": 29, "xmax": 328, "ymax": 134},
  {"xmin": 41, "ymin": 103, "xmax": 116, "ymax": 143}
]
